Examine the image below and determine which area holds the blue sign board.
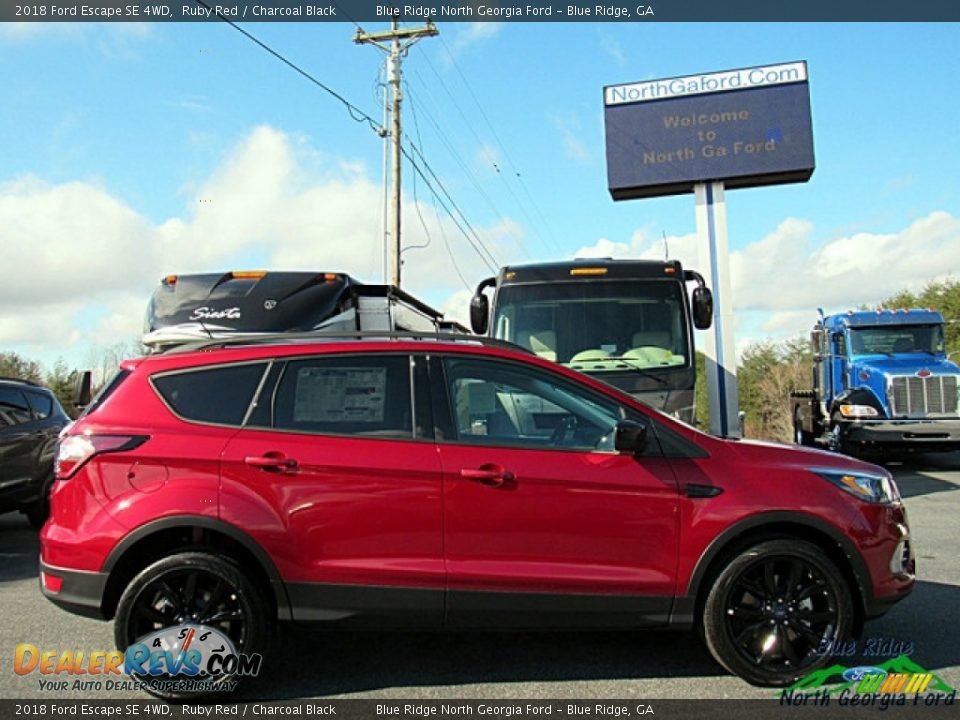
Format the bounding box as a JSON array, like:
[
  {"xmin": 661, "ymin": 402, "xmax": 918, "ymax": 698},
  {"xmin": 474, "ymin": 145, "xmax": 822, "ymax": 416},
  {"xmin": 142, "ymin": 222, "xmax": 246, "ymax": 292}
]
[{"xmin": 604, "ymin": 62, "xmax": 815, "ymax": 199}]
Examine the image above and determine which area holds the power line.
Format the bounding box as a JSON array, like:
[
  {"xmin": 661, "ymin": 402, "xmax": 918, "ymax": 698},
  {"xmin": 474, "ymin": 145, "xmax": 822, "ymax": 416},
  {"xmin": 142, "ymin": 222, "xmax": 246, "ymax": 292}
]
[
  {"xmin": 405, "ymin": 81, "xmax": 471, "ymax": 291},
  {"xmin": 401, "ymin": 143, "xmax": 499, "ymax": 275},
  {"xmin": 404, "ymin": 80, "xmax": 532, "ymax": 262},
  {"xmin": 195, "ymin": 3, "xmax": 491, "ymax": 284},
  {"xmin": 420, "ymin": 40, "xmax": 558, "ymax": 256},
  {"xmin": 194, "ymin": 0, "xmax": 381, "ymax": 136},
  {"xmin": 438, "ymin": 33, "xmax": 561, "ymax": 254},
  {"xmin": 404, "ymin": 140, "xmax": 500, "ymax": 271}
]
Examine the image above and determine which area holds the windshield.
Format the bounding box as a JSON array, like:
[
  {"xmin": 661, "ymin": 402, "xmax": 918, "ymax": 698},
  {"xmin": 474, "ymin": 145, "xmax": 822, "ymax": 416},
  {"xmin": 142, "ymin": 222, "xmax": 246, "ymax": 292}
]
[
  {"xmin": 848, "ymin": 324, "xmax": 944, "ymax": 356},
  {"xmin": 492, "ymin": 280, "xmax": 690, "ymax": 372}
]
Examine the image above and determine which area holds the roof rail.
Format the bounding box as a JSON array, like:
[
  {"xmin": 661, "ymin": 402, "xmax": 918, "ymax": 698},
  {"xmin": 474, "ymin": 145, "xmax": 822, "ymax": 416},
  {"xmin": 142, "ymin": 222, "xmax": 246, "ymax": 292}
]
[
  {"xmin": 168, "ymin": 330, "xmax": 534, "ymax": 356},
  {"xmin": 0, "ymin": 376, "xmax": 42, "ymax": 387}
]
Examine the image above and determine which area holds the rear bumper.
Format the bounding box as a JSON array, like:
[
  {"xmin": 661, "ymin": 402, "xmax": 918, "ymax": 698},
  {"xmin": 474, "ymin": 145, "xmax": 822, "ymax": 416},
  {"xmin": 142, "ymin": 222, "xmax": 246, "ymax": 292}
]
[
  {"xmin": 844, "ymin": 418, "xmax": 960, "ymax": 450},
  {"xmin": 39, "ymin": 561, "xmax": 109, "ymax": 620}
]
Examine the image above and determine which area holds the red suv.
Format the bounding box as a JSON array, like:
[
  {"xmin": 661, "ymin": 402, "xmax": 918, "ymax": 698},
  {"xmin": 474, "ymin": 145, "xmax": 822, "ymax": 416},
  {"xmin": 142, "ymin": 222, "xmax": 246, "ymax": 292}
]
[{"xmin": 41, "ymin": 336, "xmax": 914, "ymax": 689}]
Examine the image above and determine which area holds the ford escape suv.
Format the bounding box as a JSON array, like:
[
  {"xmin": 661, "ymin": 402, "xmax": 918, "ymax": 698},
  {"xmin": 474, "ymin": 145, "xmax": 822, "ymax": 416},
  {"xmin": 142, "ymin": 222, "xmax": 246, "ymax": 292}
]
[{"xmin": 40, "ymin": 335, "xmax": 914, "ymax": 690}]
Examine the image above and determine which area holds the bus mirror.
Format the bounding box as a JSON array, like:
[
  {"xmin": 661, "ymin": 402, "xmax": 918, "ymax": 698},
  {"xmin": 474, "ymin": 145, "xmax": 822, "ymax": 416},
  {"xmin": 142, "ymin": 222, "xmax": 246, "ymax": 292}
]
[
  {"xmin": 692, "ymin": 287, "xmax": 713, "ymax": 330},
  {"xmin": 74, "ymin": 370, "xmax": 92, "ymax": 410},
  {"xmin": 469, "ymin": 294, "xmax": 489, "ymax": 335}
]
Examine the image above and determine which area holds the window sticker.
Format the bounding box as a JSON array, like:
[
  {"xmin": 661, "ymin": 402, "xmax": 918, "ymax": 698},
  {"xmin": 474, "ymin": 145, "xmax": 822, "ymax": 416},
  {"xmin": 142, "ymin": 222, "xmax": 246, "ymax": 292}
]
[{"xmin": 294, "ymin": 367, "xmax": 387, "ymax": 423}]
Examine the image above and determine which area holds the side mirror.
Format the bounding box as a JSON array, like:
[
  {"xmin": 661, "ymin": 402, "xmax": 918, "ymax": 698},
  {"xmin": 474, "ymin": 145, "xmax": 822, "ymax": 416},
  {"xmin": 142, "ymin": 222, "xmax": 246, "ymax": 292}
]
[
  {"xmin": 614, "ymin": 420, "xmax": 647, "ymax": 455},
  {"xmin": 74, "ymin": 370, "xmax": 92, "ymax": 410},
  {"xmin": 469, "ymin": 294, "xmax": 489, "ymax": 335},
  {"xmin": 692, "ymin": 287, "xmax": 713, "ymax": 330}
]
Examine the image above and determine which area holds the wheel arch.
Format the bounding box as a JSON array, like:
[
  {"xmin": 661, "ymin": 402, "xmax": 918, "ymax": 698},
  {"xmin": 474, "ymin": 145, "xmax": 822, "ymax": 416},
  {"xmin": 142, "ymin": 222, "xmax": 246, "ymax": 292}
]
[
  {"xmin": 673, "ymin": 512, "xmax": 871, "ymax": 635},
  {"xmin": 100, "ymin": 515, "xmax": 291, "ymax": 622}
]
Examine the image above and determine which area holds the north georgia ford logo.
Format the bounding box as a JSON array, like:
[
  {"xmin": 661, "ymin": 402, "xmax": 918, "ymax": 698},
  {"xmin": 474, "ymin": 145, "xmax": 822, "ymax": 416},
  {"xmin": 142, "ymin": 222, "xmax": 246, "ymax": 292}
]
[{"xmin": 125, "ymin": 623, "xmax": 262, "ymax": 680}]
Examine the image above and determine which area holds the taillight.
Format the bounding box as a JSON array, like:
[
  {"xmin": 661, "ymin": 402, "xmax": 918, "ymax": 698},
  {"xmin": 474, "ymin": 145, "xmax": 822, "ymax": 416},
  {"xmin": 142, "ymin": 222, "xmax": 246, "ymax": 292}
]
[{"xmin": 55, "ymin": 434, "xmax": 149, "ymax": 480}]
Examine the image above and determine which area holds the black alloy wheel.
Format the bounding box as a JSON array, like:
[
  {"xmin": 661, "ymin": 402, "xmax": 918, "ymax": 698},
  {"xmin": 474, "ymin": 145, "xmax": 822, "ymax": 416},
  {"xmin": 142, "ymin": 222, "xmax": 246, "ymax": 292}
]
[
  {"xmin": 114, "ymin": 552, "xmax": 271, "ymax": 699},
  {"xmin": 702, "ymin": 539, "xmax": 853, "ymax": 686}
]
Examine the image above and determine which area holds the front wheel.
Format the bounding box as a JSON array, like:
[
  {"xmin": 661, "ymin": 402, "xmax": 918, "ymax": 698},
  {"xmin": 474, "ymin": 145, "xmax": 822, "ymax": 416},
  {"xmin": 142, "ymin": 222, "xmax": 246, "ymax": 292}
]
[
  {"xmin": 828, "ymin": 412, "xmax": 850, "ymax": 456},
  {"xmin": 702, "ymin": 539, "xmax": 853, "ymax": 687},
  {"xmin": 114, "ymin": 551, "xmax": 272, "ymax": 699}
]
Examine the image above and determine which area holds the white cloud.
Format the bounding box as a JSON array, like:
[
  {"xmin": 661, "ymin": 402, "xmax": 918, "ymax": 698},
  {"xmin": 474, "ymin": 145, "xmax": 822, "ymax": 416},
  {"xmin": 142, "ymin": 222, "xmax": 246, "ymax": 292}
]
[
  {"xmin": 598, "ymin": 30, "xmax": 626, "ymax": 67},
  {"xmin": 445, "ymin": 22, "xmax": 503, "ymax": 58},
  {"xmin": 0, "ymin": 125, "xmax": 520, "ymax": 363},
  {"xmin": 549, "ymin": 113, "xmax": 593, "ymax": 165}
]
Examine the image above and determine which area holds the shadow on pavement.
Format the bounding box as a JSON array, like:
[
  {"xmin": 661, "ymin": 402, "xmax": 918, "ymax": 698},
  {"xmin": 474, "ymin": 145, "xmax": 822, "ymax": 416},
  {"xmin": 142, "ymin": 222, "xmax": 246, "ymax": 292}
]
[
  {"xmin": 859, "ymin": 580, "xmax": 960, "ymax": 676},
  {"xmin": 241, "ymin": 627, "xmax": 722, "ymax": 700},
  {"xmin": 886, "ymin": 452, "xmax": 960, "ymax": 499},
  {"xmin": 0, "ymin": 513, "xmax": 39, "ymax": 583}
]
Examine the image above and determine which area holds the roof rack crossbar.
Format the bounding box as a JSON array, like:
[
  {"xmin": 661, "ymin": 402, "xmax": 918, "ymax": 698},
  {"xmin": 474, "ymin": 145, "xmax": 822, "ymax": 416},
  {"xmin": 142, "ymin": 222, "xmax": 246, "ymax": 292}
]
[{"xmin": 168, "ymin": 331, "xmax": 533, "ymax": 356}]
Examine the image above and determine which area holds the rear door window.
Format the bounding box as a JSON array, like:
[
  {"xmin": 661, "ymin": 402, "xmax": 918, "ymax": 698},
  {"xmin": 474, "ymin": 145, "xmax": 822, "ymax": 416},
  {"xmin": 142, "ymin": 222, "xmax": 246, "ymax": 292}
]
[
  {"xmin": 152, "ymin": 363, "xmax": 269, "ymax": 426},
  {"xmin": 270, "ymin": 355, "xmax": 413, "ymax": 440}
]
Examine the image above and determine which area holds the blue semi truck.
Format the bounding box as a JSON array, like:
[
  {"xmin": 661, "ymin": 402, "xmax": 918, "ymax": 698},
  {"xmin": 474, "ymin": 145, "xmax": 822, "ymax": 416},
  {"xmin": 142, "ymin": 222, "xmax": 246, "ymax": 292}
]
[{"xmin": 790, "ymin": 308, "xmax": 960, "ymax": 456}]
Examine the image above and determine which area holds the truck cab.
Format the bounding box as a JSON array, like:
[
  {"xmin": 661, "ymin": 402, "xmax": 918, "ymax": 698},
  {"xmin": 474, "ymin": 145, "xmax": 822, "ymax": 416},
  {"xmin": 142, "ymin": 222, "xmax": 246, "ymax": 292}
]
[{"xmin": 793, "ymin": 308, "xmax": 960, "ymax": 456}]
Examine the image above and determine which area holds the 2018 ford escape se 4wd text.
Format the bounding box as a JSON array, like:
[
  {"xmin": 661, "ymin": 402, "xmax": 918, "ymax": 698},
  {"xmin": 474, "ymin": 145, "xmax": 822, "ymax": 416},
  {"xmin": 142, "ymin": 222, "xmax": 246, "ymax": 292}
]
[{"xmin": 40, "ymin": 334, "xmax": 914, "ymax": 691}]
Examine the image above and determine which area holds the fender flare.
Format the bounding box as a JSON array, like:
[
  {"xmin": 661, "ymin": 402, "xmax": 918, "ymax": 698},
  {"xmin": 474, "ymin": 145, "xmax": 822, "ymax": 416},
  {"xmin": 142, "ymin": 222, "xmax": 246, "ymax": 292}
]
[
  {"xmin": 102, "ymin": 515, "xmax": 291, "ymax": 620},
  {"xmin": 671, "ymin": 511, "xmax": 872, "ymax": 626}
]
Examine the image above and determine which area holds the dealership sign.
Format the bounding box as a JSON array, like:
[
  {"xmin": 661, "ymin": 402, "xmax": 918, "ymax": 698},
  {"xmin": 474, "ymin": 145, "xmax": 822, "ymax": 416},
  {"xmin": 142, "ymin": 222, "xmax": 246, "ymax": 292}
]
[{"xmin": 604, "ymin": 61, "xmax": 815, "ymax": 199}]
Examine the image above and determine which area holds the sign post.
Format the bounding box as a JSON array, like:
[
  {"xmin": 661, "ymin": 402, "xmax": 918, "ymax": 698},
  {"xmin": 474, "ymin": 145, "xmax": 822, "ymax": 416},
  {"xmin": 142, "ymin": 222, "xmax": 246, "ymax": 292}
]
[
  {"xmin": 695, "ymin": 181, "xmax": 738, "ymax": 437},
  {"xmin": 603, "ymin": 61, "xmax": 815, "ymax": 436}
]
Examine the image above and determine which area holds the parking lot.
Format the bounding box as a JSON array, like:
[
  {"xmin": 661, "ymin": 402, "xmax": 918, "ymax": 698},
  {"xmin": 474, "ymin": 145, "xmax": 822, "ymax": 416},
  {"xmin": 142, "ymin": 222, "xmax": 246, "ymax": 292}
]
[{"xmin": 2, "ymin": 452, "xmax": 958, "ymax": 701}]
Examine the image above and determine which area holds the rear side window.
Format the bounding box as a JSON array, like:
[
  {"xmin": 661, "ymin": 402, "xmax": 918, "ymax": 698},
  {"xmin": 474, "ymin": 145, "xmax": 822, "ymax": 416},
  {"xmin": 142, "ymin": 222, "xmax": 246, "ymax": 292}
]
[
  {"xmin": 25, "ymin": 391, "xmax": 53, "ymax": 420},
  {"xmin": 271, "ymin": 355, "xmax": 412, "ymax": 439},
  {"xmin": 153, "ymin": 363, "xmax": 268, "ymax": 426}
]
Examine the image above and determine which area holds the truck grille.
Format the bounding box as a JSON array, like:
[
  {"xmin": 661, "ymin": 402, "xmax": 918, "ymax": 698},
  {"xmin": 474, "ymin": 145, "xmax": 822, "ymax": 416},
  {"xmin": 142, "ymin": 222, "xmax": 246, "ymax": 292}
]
[{"xmin": 888, "ymin": 375, "xmax": 959, "ymax": 418}]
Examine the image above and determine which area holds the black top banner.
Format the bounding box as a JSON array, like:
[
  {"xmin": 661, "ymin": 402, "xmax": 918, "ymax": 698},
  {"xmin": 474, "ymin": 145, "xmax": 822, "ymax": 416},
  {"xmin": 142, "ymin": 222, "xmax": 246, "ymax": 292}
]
[{"xmin": 3, "ymin": 0, "xmax": 960, "ymax": 22}]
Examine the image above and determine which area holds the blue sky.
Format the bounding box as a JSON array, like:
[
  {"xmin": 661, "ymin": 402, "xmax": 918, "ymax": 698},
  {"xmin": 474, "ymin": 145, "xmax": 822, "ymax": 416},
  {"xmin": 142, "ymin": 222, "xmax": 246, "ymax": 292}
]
[{"xmin": 1, "ymin": 21, "xmax": 958, "ymax": 372}]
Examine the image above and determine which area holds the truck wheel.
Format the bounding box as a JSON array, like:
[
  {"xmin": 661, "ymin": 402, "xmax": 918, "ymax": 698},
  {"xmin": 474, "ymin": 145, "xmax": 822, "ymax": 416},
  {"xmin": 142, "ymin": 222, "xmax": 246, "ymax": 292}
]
[
  {"xmin": 828, "ymin": 412, "xmax": 849, "ymax": 455},
  {"xmin": 702, "ymin": 539, "xmax": 853, "ymax": 687},
  {"xmin": 794, "ymin": 409, "xmax": 814, "ymax": 447},
  {"xmin": 114, "ymin": 551, "xmax": 272, "ymax": 699}
]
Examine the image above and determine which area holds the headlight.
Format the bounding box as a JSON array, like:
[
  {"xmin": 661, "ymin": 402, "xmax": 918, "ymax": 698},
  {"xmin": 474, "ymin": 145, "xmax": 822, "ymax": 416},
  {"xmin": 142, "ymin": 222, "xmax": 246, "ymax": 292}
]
[
  {"xmin": 838, "ymin": 404, "xmax": 879, "ymax": 418},
  {"xmin": 813, "ymin": 469, "xmax": 900, "ymax": 504}
]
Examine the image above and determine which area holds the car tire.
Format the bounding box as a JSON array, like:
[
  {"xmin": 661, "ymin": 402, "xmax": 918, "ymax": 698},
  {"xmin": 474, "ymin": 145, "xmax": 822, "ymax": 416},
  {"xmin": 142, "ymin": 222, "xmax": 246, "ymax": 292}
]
[
  {"xmin": 114, "ymin": 551, "xmax": 272, "ymax": 699},
  {"xmin": 793, "ymin": 409, "xmax": 814, "ymax": 447},
  {"xmin": 702, "ymin": 539, "xmax": 853, "ymax": 687},
  {"xmin": 22, "ymin": 473, "xmax": 54, "ymax": 529},
  {"xmin": 828, "ymin": 412, "xmax": 850, "ymax": 456}
]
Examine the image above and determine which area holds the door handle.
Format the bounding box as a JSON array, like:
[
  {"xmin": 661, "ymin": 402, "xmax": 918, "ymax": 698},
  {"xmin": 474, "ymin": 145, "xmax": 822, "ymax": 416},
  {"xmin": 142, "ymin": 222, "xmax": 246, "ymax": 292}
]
[
  {"xmin": 244, "ymin": 453, "xmax": 299, "ymax": 473},
  {"xmin": 460, "ymin": 465, "xmax": 514, "ymax": 487}
]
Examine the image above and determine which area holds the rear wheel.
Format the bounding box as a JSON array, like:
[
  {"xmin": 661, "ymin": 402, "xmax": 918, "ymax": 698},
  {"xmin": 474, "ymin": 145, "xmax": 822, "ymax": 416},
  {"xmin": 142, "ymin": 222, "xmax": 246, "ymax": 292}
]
[
  {"xmin": 702, "ymin": 539, "xmax": 853, "ymax": 687},
  {"xmin": 22, "ymin": 473, "xmax": 53, "ymax": 529},
  {"xmin": 794, "ymin": 409, "xmax": 814, "ymax": 447},
  {"xmin": 114, "ymin": 551, "xmax": 271, "ymax": 699}
]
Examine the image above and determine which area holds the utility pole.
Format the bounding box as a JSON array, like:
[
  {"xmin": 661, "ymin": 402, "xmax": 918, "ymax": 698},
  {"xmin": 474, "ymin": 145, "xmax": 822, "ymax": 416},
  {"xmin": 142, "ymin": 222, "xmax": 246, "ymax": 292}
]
[{"xmin": 355, "ymin": 16, "xmax": 438, "ymax": 288}]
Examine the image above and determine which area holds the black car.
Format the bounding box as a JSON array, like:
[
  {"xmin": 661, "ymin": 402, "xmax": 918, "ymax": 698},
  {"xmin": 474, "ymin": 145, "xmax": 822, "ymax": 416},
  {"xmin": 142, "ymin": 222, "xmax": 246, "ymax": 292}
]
[{"xmin": 0, "ymin": 378, "xmax": 70, "ymax": 527}]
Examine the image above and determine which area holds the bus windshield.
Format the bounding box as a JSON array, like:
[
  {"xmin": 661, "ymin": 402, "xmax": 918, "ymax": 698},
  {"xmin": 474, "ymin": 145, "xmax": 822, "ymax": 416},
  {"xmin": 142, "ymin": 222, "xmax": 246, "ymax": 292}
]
[{"xmin": 492, "ymin": 280, "xmax": 690, "ymax": 372}]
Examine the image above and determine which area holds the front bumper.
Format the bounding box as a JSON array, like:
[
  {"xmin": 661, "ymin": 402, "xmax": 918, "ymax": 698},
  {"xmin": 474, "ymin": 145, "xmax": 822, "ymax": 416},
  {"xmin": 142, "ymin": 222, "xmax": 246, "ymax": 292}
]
[
  {"xmin": 39, "ymin": 561, "xmax": 109, "ymax": 620},
  {"xmin": 844, "ymin": 418, "xmax": 960, "ymax": 451}
]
